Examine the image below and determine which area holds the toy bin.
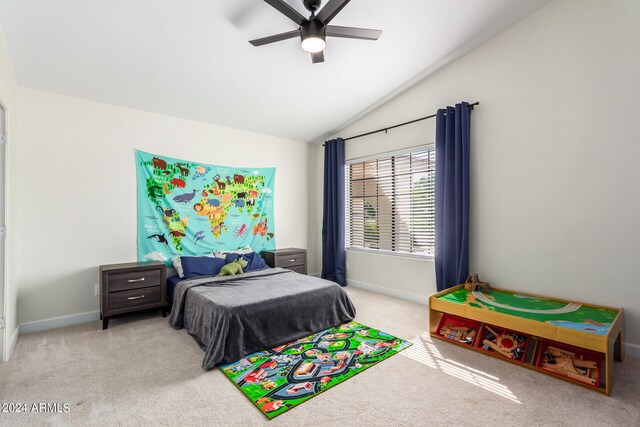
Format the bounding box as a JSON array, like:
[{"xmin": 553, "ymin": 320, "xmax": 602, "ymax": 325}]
[
  {"xmin": 536, "ymin": 340, "xmax": 603, "ymax": 388},
  {"xmin": 475, "ymin": 324, "xmax": 529, "ymax": 363},
  {"xmin": 435, "ymin": 314, "xmax": 481, "ymax": 346}
]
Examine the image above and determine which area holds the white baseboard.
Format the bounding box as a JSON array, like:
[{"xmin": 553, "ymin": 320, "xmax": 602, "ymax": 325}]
[
  {"xmin": 311, "ymin": 272, "xmax": 427, "ymax": 305},
  {"xmin": 20, "ymin": 311, "xmax": 100, "ymax": 334},
  {"xmin": 625, "ymin": 342, "xmax": 640, "ymax": 360},
  {"xmin": 346, "ymin": 278, "xmax": 427, "ymax": 305},
  {"xmin": 3, "ymin": 325, "xmax": 20, "ymax": 363},
  {"xmin": 8, "ymin": 325, "xmax": 20, "ymax": 359},
  {"xmin": 9, "ymin": 296, "xmax": 640, "ymax": 361}
]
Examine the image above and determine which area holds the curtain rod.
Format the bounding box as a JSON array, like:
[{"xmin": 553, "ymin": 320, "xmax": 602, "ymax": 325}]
[{"xmin": 324, "ymin": 101, "xmax": 479, "ymax": 145}]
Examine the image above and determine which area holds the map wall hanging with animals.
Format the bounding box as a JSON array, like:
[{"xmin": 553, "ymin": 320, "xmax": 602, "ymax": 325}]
[{"xmin": 136, "ymin": 150, "xmax": 276, "ymax": 265}]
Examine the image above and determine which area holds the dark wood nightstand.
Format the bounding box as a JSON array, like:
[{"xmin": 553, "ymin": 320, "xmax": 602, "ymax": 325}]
[
  {"xmin": 100, "ymin": 261, "xmax": 168, "ymax": 330},
  {"xmin": 261, "ymin": 248, "xmax": 307, "ymax": 274}
]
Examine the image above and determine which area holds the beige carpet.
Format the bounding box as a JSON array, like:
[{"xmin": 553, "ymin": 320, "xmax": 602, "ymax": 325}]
[{"xmin": 1, "ymin": 287, "xmax": 638, "ymax": 426}]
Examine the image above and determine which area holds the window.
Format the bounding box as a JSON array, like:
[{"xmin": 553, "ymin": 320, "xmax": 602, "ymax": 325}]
[{"xmin": 345, "ymin": 146, "xmax": 435, "ymax": 257}]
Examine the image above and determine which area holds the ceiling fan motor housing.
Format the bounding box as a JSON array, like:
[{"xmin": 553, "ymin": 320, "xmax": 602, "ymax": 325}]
[{"xmin": 301, "ymin": 20, "xmax": 326, "ymax": 43}]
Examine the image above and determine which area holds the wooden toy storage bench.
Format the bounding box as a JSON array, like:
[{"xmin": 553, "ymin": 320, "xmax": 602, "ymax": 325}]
[{"xmin": 428, "ymin": 285, "xmax": 625, "ymax": 395}]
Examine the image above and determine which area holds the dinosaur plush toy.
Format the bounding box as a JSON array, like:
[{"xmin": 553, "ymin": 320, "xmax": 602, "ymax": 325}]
[{"xmin": 216, "ymin": 257, "xmax": 248, "ymax": 276}]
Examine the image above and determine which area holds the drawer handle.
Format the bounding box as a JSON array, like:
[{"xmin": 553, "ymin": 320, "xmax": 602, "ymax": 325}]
[
  {"xmin": 127, "ymin": 295, "xmax": 145, "ymax": 300},
  {"xmin": 127, "ymin": 278, "xmax": 145, "ymax": 283},
  {"xmin": 288, "ymin": 259, "xmax": 296, "ymax": 262}
]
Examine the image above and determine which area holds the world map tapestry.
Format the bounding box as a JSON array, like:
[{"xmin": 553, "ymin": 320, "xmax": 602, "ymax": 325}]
[{"xmin": 136, "ymin": 150, "xmax": 276, "ymax": 264}]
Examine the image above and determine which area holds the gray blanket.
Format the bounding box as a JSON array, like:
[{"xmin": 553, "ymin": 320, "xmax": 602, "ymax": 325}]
[{"xmin": 169, "ymin": 268, "xmax": 356, "ymax": 369}]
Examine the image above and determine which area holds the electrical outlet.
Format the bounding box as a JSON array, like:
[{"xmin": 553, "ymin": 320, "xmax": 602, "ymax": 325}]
[{"xmin": 95, "ymin": 284, "xmax": 100, "ymax": 296}]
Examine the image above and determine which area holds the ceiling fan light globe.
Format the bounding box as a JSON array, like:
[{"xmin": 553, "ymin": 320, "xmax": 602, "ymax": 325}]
[{"xmin": 301, "ymin": 36, "xmax": 326, "ymax": 53}]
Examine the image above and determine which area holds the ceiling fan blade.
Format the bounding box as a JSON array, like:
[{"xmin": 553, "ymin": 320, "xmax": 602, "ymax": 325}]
[
  {"xmin": 315, "ymin": 0, "xmax": 351, "ymax": 25},
  {"xmin": 326, "ymin": 25, "xmax": 382, "ymax": 40},
  {"xmin": 249, "ymin": 29, "xmax": 300, "ymax": 46},
  {"xmin": 311, "ymin": 51, "xmax": 324, "ymax": 63},
  {"xmin": 264, "ymin": 0, "xmax": 307, "ymax": 26}
]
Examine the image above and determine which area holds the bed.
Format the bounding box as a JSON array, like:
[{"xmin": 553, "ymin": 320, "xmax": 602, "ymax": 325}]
[
  {"xmin": 168, "ymin": 267, "xmax": 356, "ymax": 369},
  {"xmin": 166, "ymin": 274, "xmax": 182, "ymax": 303}
]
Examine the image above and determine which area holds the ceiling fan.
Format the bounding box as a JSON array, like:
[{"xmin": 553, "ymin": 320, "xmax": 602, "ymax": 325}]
[{"xmin": 249, "ymin": 0, "xmax": 383, "ymax": 64}]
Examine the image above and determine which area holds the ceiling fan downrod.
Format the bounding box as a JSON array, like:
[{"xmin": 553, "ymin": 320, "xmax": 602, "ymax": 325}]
[{"xmin": 303, "ymin": 0, "xmax": 322, "ymax": 15}]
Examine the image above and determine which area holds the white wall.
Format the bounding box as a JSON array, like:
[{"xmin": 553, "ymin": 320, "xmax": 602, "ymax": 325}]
[
  {"xmin": 16, "ymin": 87, "xmax": 308, "ymax": 325},
  {"xmin": 0, "ymin": 22, "xmax": 19, "ymax": 360},
  {"xmin": 309, "ymin": 0, "xmax": 640, "ymax": 352}
]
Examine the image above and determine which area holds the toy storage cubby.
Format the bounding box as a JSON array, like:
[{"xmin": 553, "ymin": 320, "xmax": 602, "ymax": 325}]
[
  {"xmin": 435, "ymin": 314, "xmax": 480, "ymax": 346},
  {"xmin": 428, "ymin": 285, "xmax": 625, "ymax": 395},
  {"xmin": 475, "ymin": 324, "xmax": 530, "ymax": 363},
  {"xmin": 536, "ymin": 339, "xmax": 604, "ymax": 388}
]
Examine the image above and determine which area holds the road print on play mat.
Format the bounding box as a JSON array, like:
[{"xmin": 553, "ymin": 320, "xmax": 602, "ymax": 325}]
[{"xmin": 220, "ymin": 321, "xmax": 412, "ymax": 419}]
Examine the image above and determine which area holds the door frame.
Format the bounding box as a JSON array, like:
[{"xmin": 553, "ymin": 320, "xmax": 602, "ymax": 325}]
[{"xmin": 0, "ymin": 98, "xmax": 8, "ymax": 362}]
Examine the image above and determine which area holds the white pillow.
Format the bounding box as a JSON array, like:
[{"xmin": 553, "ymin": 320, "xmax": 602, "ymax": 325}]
[
  {"xmin": 211, "ymin": 245, "xmax": 253, "ymax": 259},
  {"xmin": 171, "ymin": 256, "xmax": 185, "ymax": 278}
]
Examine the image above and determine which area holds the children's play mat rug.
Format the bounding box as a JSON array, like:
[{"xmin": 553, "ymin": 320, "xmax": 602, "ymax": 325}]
[{"xmin": 220, "ymin": 321, "xmax": 412, "ymax": 419}]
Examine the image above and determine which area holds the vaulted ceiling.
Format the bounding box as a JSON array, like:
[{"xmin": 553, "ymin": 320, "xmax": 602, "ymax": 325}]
[{"xmin": 0, "ymin": 0, "xmax": 551, "ymax": 141}]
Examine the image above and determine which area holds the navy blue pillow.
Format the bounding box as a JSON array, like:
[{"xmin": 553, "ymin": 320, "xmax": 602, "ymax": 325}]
[
  {"xmin": 224, "ymin": 252, "xmax": 269, "ymax": 272},
  {"xmin": 180, "ymin": 256, "xmax": 226, "ymax": 279},
  {"xmin": 244, "ymin": 252, "xmax": 270, "ymax": 271}
]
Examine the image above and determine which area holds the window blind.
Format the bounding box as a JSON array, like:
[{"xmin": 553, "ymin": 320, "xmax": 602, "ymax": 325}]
[{"xmin": 345, "ymin": 146, "xmax": 435, "ymax": 257}]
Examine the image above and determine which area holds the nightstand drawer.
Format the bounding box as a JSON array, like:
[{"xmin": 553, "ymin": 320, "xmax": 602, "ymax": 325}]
[
  {"xmin": 287, "ymin": 265, "xmax": 307, "ymax": 274},
  {"xmin": 109, "ymin": 286, "xmax": 163, "ymax": 311},
  {"xmin": 276, "ymin": 252, "xmax": 305, "ymax": 268},
  {"xmin": 108, "ymin": 269, "xmax": 162, "ymax": 292},
  {"xmin": 261, "ymin": 248, "xmax": 308, "ymax": 276},
  {"xmin": 100, "ymin": 261, "xmax": 167, "ymax": 329}
]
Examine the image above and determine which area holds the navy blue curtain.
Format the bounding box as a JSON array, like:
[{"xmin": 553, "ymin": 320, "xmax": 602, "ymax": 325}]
[
  {"xmin": 322, "ymin": 138, "xmax": 346, "ymax": 286},
  {"xmin": 435, "ymin": 102, "xmax": 472, "ymax": 292}
]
